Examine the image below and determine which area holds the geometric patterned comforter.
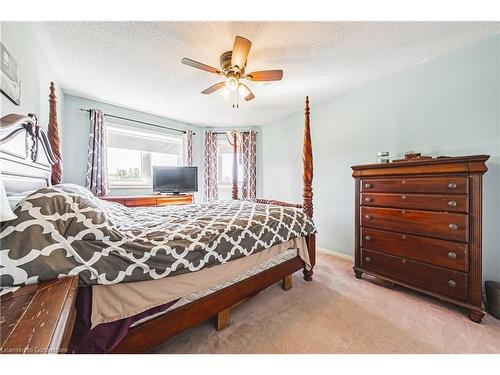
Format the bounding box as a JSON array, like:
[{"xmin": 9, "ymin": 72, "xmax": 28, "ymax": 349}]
[{"xmin": 0, "ymin": 184, "xmax": 316, "ymax": 287}]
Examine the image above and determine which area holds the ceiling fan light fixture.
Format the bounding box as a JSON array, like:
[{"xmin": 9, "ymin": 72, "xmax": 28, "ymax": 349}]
[
  {"xmin": 225, "ymin": 76, "xmax": 239, "ymax": 92},
  {"xmin": 238, "ymin": 83, "xmax": 251, "ymax": 99},
  {"xmin": 219, "ymin": 86, "xmax": 231, "ymax": 101}
]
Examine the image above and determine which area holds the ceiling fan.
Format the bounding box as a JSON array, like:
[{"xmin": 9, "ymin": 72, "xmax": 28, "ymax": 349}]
[{"xmin": 181, "ymin": 36, "xmax": 283, "ymax": 108}]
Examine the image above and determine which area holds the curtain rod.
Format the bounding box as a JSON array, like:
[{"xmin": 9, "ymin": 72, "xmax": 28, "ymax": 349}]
[
  {"xmin": 212, "ymin": 131, "xmax": 258, "ymax": 135},
  {"xmin": 78, "ymin": 108, "xmax": 196, "ymax": 135}
]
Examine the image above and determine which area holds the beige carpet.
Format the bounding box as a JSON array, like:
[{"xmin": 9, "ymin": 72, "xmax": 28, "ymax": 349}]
[{"xmin": 150, "ymin": 252, "xmax": 500, "ymax": 354}]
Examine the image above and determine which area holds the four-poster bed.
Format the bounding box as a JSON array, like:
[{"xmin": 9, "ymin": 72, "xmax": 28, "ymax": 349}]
[
  {"xmin": 0, "ymin": 83, "xmax": 315, "ymax": 354},
  {"xmin": 110, "ymin": 97, "xmax": 315, "ymax": 353}
]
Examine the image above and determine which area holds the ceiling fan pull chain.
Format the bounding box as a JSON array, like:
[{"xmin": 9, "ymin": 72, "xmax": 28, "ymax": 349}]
[{"xmin": 232, "ymin": 91, "xmax": 239, "ymax": 109}]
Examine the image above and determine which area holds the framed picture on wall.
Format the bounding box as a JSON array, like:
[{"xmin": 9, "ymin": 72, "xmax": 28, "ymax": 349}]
[{"xmin": 0, "ymin": 42, "xmax": 21, "ymax": 106}]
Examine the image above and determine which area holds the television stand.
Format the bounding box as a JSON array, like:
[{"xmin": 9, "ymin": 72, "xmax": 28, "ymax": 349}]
[{"xmin": 101, "ymin": 193, "xmax": 194, "ymax": 207}]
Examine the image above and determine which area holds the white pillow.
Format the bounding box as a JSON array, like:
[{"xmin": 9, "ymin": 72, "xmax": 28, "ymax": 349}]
[{"xmin": 8, "ymin": 195, "xmax": 25, "ymax": 211}]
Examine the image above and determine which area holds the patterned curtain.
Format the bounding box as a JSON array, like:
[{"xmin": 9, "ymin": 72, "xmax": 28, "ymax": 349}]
[
  {"xmin": 204, "ymin": 131, "xmax": 218, "ymax": 201},
  {"xmin": 241, "ymin": 131, "xmax": 257, "ymax": 199},
  {"xmin": 183, "ymin": 130, "xmax": 193, "ymax": 166},
  {"xmin": 85, "ymin": 109, "xmax": 109, "ymax": 197}
]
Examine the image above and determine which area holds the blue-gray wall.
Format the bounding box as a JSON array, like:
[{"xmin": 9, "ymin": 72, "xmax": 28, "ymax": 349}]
[
  {"xmin": 0, "ymin": 22, "xmax": 64, "ymax": 131},
  {"xmin": 262, "ymin": 34, "xmax": 500, "ymax": 281}
]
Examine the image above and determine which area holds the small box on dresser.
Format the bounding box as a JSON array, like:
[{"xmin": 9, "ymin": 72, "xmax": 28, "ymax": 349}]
[{"xmin": 351, "ymin": 155, "xmax": 489, "ymax": 323}]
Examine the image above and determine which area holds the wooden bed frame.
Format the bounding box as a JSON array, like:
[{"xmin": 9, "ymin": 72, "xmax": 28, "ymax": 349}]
[{"xmin": 0, "ymin": 84, "xmax": 315, "ymax": 354}]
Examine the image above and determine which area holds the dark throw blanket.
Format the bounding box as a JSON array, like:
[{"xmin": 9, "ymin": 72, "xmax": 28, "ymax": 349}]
[{"xmin": 68, "ymin": 287, "xmax": 178, "ymax": 354}]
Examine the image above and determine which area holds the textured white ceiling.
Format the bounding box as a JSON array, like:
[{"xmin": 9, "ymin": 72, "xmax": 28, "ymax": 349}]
[{"xmin": 36, "ymin": 22, "xmax": 499, "ymax": 127}]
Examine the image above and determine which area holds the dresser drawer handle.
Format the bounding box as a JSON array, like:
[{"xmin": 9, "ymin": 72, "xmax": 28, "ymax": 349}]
[
  {"xmin": 401, "ymin": 258, "xmax": 407, "ymax": 264},
  {"xmin": 364, "ymin": 235, "xmax": 371, "ymax": 241},
  {"xmin": 365, "ymin": 215, "xmax": 372, "ymax": 220},
  {"xmin": 448, "ymin": 183, "xmax": 457, "ymax": 189},
  {"xmin": 449, "ymin": 223, "xmax": 458, "ymax": 230},
  {"xmin": 448, "ymin": 280, "xmax": 457, "ymax": 288},
  {"xmin": 401, "ymin": 179, "xmax": 407, "ymax": 184},
  {"xmin": 448, "ymin": 251, "xmax": 457, "ymax": 259},
  {"xmin": 364, "ymin": 257, "xmax": 371, "ymax": 263},
  {"xmin": 365, "ymin": 197, "xmax": 372, "ymax": 202},
  {"xmin": 401, "ymin": 210, "xmax": 406, "ymax": 215},
  {"xmin": 401, "ymin": 194, "xmax": 407, "ymax": 200},
  {"xmin": 364, "ymin": 183, "xmax": 372, "ymax": 189},
  {"xmin": 401, "ymin": 235, "xmax": 407, "ymax": 240},
  {"xmin": 448, "ymin": 200, "xmax": 457, "ymax": 207}
]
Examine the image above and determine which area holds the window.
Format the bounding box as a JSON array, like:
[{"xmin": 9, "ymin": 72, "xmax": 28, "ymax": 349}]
[
  {"xmin": 108, "ymin": 148, "xmax": 143, "ymax": 182},
  {"xmin": 107, "ymin": 124, "xmax": 183, "ymax": 188},
  {"xmin": 217, "ymin": 139, "xmax": 242, "ymax": 199}
]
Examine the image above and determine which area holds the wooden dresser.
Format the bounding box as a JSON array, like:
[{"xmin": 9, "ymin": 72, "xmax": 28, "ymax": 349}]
[
  {"xmin": 351, "ymin": 155, "xmax": 489, "ymax": 322},
  {"xmin": 0, "ymin": 276, "xmax": 78, "ymax": 354},
  {"xmin": 101, "ymin": 194, "xmax": 193, "ymax": 207}
]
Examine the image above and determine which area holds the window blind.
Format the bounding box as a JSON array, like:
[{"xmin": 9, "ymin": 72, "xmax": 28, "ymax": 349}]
[{"xmin": 107, "ymin": 125, "xmax": 182, "ymax": 154}]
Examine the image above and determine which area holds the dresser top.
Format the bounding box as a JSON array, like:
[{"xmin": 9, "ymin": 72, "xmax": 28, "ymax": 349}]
[{"xmin": 352, "ymin": 154, "xmax": 489, "ymax": 177}]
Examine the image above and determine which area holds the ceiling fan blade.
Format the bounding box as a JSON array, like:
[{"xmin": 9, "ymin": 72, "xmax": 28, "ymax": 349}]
[
  {"xmin": 244, "ymin": 91, "xmax": 255, "ymax": 102},
  {"xmin": 238, "ymin": 83, "xmax": 255, "ymax": 101},
  {"xmin": 181, "ymin": 58, "xmax": 221, "ymax": 74},
  {"xmin": 231, "ymin": 36, "xmax": 252, "ymax": 70},
  {"xmin": 201, "ymin": 82, "xmax": 225, "ymax": 95},
  {"xmin": 246, "ymin": 70, "xmax": 283, "ymax": 81}
]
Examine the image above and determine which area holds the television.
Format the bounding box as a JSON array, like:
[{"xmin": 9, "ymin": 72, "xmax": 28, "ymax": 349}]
[{"xmin": 153, "ymin": 166, "xmax": 198, "ymax": 194}]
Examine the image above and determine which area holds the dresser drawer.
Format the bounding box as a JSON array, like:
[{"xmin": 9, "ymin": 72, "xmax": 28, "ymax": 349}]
[
  {"xmin": 361, "ymin": 228, "xmax": 468, "ymax": 271},
  {"xmin": 361, "ymin": 249, "xmax": 468, "ymax": 301},
  {"xmin": 361, "ymin": 177, "xmax": 468, "ymax": 194},
  {"xmin": 124, "ymin": 198, "xmax": 158, "ymax": 207},
  {"xmin": 157, "ymin": 195, "xmax": 193, "ymax": 206},
  {"xmin": 361, "ymin": 206, "xmax": 468, "ymax": 242},
  {"xmin": 361, "ymin": 193, "xmax": 468, "ymax": 213},
  {"xmin": 102, "ymin": 195, "xmax": 193, "ymax": 207}
]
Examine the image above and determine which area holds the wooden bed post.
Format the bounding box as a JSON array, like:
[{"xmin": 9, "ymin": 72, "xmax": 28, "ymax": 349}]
[
  {"xmin": 302, "ymin": 97, "xmax": 313, "ymax": 219},
  {"xmin": 302, "ymin": 96, "xmax": 315, "ymax": 281},
  {"xmin": 231, "ymin": 131, "xmax": 238, "ymax": 200},
  {"xmin": 48, "ymin": 82, "xmax": 63, "ymax": 185}
]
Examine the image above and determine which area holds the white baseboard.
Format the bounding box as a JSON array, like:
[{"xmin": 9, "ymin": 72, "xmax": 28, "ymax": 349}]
[{"xmin": 317, "ymin": 246, "xmax": 354, "ymax": 262}]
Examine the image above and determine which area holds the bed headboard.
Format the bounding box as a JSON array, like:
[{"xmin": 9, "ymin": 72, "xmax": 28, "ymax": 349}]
[{"xmin": 0, "ymin": 113, "xmax": 57, "ymax": 195}]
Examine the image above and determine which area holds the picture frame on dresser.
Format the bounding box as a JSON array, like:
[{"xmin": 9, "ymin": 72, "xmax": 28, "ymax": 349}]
[{"xmin": 351, "ymin": 155, "xmax": 489, "ymax": 323}]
